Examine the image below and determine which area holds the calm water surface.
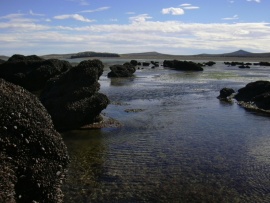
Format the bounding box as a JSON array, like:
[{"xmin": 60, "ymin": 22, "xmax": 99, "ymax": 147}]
[{"xmin": 62, "ymin": 61, "xmax": 270, "ymax": 202}]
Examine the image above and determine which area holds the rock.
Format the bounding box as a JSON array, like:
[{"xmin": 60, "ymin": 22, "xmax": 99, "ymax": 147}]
[
  {"xmin": 0, "ymin": 54, "xmax": 71, "ymax": 92},
  {"xmin": 142, "ymin": 62, "xmax": 150, "ymax": 66},
  {"xmin": 130, "ymin": 60, "xmax": 138, "ymax": 66},
  {"xmin": 217, "ymin": 88, "xmax": 235, "ymax": 99},
  {"xmin": 41, "ymin": 59, "xmax": 110, "ymax": 130},
  {"xmin": 204, "ymin": 61, "xmax": 216, "ymax": 66},
  {"xmin": 234, "ymin": 80, "xmax": 270, "ymax": 110},
  {"xmin": 238, "ymin": 65, "xmax": 250, "ymax": 69},
  {"xmin": 151, "ymin": 61, "xmax": 159, "ymax": 67},
  {"xmin": 0, "ymin": 79, "xmax": 69, "ymax": 203},
  {"xmin": 108, "ymin": 62, "xmax": 136, "ymax": 77},
  {"xmin": 259, "ymin": 62, "xmax": 270, "ymax": 66},
  {"xmin": 163, "ymin": 60, "xmax": 203, "ymax": 71}
]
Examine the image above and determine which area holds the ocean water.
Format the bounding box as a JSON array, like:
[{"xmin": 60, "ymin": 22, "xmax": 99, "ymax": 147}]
[{"xmin": 62, "ymin": 60, "xmax": 270, "ymax": 202}]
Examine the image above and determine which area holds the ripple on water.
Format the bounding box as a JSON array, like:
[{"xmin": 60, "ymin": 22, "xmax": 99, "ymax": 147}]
[{"xmin": 63, "ymin": 62, "xmax": 270, "ymax": 202}]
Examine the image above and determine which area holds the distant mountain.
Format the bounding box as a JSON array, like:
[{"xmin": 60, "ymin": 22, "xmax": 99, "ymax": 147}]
[{"xmin": 197, "ymin": 49, "xmax": 270, "ymax": 58}]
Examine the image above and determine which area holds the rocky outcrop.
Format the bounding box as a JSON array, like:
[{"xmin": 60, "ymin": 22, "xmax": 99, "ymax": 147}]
[
  {"xmin": 41, "ymin": 59, "xmax": 110, "ymax": 130},
  {"xmin": 0, "ymin": 54, "xmax": 71, "ymax": 92},
  {"xmin": 234, "ymin": 80, "xmax": 270, "ymax": 110},
  {"xmin": 108, "ymin": 62, "xmax": 136, "ymax": 77},
  {"xmin": 217, "ymin": 88, "xmax": 235, "ymax": 100},
  {"xmin": 163, "ymin": 60, "xmax": 203, "ymax": 71},
  {"xmin": 0, "ymin": 79, "xmax": 69, "ymax": 203}
]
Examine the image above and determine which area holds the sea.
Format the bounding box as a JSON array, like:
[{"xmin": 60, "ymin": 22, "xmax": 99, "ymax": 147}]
[{"xmin": 62, "ymin": 58, "xmax": 270, "ymax": 203}]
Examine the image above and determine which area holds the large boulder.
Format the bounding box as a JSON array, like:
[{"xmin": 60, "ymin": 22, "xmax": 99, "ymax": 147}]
[
  {"xmin": 217, "ymin": 88, "xmax": 235, "ymax": 100},
  {"xmin": 0, "ymin": 79, "xmax": 69, "ymax": 203},
  {"xmin": 234, "ymin": 80, "xmax": 270, "ymax": 110},
  {"xmin": 163, "ymin": 60, "xmax": 203, "ymax": 71},
  {"xmin": 108, "ymin": 62, "xmax": 136, "ymax": 77},
  {"xmin": 0, "ymin": 54, "xmax": 71, "ymax": 92},
  {"xmin": 41, "ymin": 59, "xmax": 110, "ymax": 130}
]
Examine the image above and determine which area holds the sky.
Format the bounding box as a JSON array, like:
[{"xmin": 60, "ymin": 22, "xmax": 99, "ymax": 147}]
[{"xmin": 0, "ymin": 0, "xmax": 270, "ymax": 56}]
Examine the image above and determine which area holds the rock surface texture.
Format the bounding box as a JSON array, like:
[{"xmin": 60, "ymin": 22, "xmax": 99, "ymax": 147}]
[
  {"xmin": 0, "ymin": 79, "xmax": 69, "ymax": 203},
  {"xmin": 41, "ymin": 59, "xmax": 110, "ymax": 130},
  {"xmin": 0, "ymin": 54, "xmax": 71, "ymax": 91},
  {"xmin": 108, "ymin": 63, "xmax": 136, "ymax": 77},
  {"xmin": 234, "ymin": 80, "xmax": 270, "ymax": 110}
]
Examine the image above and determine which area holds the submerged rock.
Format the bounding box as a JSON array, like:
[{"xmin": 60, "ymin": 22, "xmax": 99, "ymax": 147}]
[
  {"xmin": 0, "ymin": 79, "xmax": 69, "ymax": 203},
  {"xmin": 234, "ymin": 80, "xmax": 270, "ymax": 110},
  {"xmin": 41, "ymin": 59, "xmax": 110, "ymax": 130},
  {"xmin": 108, "ymin": 62, "xmax": 136, "ymax": 77},
  {"xmin": 0, "ymin": 54, "xmax": 71, "ymax": 91}
]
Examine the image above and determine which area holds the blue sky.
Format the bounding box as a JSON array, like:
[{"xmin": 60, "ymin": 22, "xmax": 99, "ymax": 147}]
[{"xmin": 0, "ymin": 0, "xmax": 269, "ymax": 55}]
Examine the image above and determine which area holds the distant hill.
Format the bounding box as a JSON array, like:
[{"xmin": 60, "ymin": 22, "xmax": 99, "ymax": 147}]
[
  {"xmin": 0, "ymin": 55, "xmax": 9, "ymax": 61},
  {"xmin": 197, "ymin": 49, "xmax": 270, "ymax": 58},
  {"xmin": 70, "ymin": 51, "xmax": 120, "ymax": 59}
]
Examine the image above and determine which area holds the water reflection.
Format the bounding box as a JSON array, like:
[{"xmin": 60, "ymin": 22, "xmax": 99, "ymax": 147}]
[{"xmin": 109, "ymin": 77, "xmax": 135, "ymax": 87}]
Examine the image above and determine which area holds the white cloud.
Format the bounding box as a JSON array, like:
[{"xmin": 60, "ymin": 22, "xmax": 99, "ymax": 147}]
[
  {"xmin": 162, "ymin": 7, "xmax": 185, "ymax": 15},
  {"xmin": 129, "ymin": 14, "xmax": 152, "ymax": 23},
  {"xmin": 222, "ymin": 14, "xmax": 239, "ymax": 20},
  {"xmin": 247, "ymin": 0, "xmax": 261, "ymax": 2},
  {"xmin": 0, "ymin": 13, "xmax": 25, "ymax": 20},
  {"xmin": 79, "ymin": 7, "xmax": 110, "ymax": 13},
  {"xmin": 180, "ymin": 3, "xmax": 200, "ymax": 10},
  {"xmin": 1, "ymin": 12, "xmax": 270, "ymax": 55},
  {"xmin": 54, "ymin": 14, "xmax": 95, "ymax": 22},
  {"xmin": 180, "ymin": 4, "xmax": 191, "ymax": 7},
  {"xmin": 183, "ymin": 6, "xmax": 199, "ymax": 10},
  {"xmin": 29, "ymin": 10, "xmax": 44, "ymax": 16}
]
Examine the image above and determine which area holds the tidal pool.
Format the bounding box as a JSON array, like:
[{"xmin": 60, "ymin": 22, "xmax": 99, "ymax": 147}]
[{"xmin": 62, "ymin": 61, "xmax": 270, "ymax": 202}]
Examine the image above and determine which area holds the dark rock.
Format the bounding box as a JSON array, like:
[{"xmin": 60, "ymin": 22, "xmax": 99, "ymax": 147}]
[
  {"xmin": 234, "ymin": 80, "xmax": 270, "ymax": 110},
  {"xmin": 204, "ymin": 61, "xmax": 216, "ymax": 66},
  {"xmin": 0, "ymin": 59, "xmax": 5, "ymax": 64},
  {"xmin": 41, "ymin": 59, "xmax": 109, "ymax": 130},
  {"xmin": 238, "ymin": 65, "xmax": 250, "ymax": 69},
  {"xmin": 163, "ymin": 60, "xmax": 203, "ymax": 71},
  {"xmin": 151, "ymin": 61, "xmax": 159, "ymax": 67},
  {"xmin": 259, "ymin": 62, "xmax": 270, "ymax": 66},
  {"xmin": 217, "ymin": 88, "xmax": 235, "ymax": 99},
  {"xmin": 0, "ymin": 54, "xmax": 71, "ymax": 92},
  {"xmin": 130, "ymin": 60, "xmax": 138, "ymax": 66},
  {"xmin": 224, "ymin": 62, "xmax": 244, "ymax": 66},
  {"xmin": 108, "ymin": 62, "xmax": 136, "ymax": 78},
  {"xmin": 142, "ymin": 62, "xmax": 150, "ymax": 66},
  {"xmin": 0, "ymin": 79, "xmax": 69, "ymax": 203}
]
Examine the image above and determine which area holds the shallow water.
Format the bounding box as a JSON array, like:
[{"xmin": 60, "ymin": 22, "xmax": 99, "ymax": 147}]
[{"xmin": 62, "ymin": 61, "xmax": 270, "ymax": 202}]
